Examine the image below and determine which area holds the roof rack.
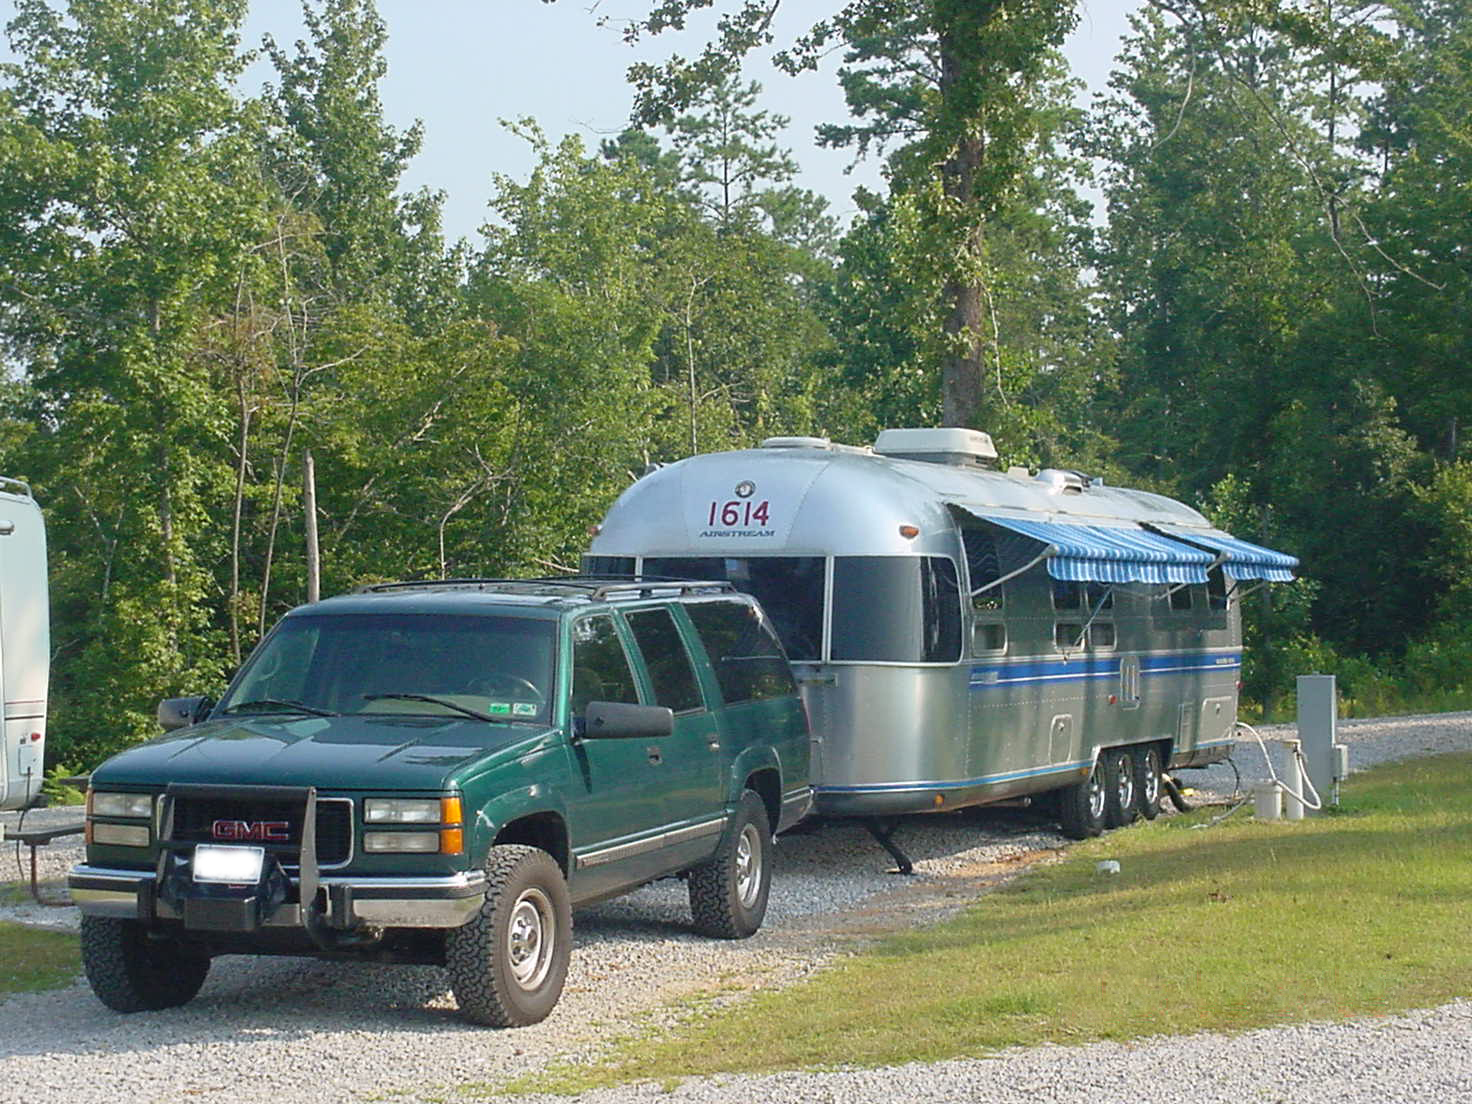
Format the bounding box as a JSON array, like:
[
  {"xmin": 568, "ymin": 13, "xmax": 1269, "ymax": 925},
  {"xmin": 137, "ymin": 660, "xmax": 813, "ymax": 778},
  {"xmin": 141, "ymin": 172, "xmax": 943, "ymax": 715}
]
[{"xmin": 354, "ymin": 576, "xmax": 737, "ymax": 602}]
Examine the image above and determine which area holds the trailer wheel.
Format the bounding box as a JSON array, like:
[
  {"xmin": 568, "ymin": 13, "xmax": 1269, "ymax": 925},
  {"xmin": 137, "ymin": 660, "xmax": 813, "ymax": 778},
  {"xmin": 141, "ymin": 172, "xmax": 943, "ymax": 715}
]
[
  {"xmin": 688, "ymin": 790, "xmax": 772, "ymax": 939},
  {"xmin": 1058, "ymin": 757, "xmax": 1106, "ymax": 839},
  {"xmin": 80, "ymin": 916, "xmax": 211, "ymax": 1013},
  {"xmin": 1134, "ymin": 744, "xmax": 1164, "ymax": 820},
  {"xmin": 446, "ymin": 844, "xmax": 572, "ymax": 1027},
  {"xmin": 1103, "ymin": 747, "xmax": 1138, "ymax": 828}
]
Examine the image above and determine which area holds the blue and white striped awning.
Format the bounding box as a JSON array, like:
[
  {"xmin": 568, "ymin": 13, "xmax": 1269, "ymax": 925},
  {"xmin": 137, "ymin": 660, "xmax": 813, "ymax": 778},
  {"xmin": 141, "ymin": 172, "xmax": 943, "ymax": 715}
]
[
  {"xmin": 972, "ymin": 515, "xmax": 1217, "ymax": 585},
  {"xmin": 1149, "ymin": 525, "xmax": 1298, "ymax": 582}
]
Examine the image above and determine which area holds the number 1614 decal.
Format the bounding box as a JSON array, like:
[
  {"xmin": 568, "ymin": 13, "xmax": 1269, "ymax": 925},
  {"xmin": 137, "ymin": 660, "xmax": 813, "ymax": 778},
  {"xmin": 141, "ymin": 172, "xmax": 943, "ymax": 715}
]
[{"xmin": 706, "ymin": 499, "xmax": 772, "ymax": 528}]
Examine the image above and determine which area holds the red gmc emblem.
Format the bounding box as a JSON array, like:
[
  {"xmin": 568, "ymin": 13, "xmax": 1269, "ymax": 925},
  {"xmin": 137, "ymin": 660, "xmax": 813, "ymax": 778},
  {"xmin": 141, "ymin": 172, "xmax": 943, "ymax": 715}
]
[{"xmin": 211, "ymin": 819, "xmax": 290, "ymax": 842}]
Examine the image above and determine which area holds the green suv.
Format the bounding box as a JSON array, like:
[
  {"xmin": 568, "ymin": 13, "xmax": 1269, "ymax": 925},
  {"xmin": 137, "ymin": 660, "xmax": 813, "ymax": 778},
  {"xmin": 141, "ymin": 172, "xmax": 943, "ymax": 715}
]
[{"xmin": 68, "ymin": 579, "xmax": 812, "ymax": 1026}]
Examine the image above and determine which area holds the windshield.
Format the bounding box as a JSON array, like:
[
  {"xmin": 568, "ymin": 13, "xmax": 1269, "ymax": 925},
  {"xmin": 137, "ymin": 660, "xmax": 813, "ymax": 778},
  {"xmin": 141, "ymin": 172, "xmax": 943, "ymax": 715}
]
[{"xmin": 220, "ymin": 613, "xmax": 556, "ymax": 723}]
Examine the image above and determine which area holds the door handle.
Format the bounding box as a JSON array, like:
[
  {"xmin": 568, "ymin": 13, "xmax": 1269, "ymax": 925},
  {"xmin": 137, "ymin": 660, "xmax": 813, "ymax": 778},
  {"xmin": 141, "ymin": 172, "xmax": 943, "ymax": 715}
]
[
  {"xmin": 707, "ymin": 739, "xmax": 720, "ymax": 752},
  {"xmin": 646, "ymin": 747, "xmax": 663, "ymax": 765}
]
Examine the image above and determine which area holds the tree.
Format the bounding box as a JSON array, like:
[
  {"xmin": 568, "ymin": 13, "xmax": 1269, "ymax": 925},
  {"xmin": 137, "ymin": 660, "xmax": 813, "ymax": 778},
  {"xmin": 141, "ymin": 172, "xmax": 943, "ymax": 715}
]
[
  {"xmin": 0, "ymin": 0, "xmax": 268, "ymax": 763},
  {"xmin": 575, "ymin": 0, "xmax": 1079, "ymax": 431}
]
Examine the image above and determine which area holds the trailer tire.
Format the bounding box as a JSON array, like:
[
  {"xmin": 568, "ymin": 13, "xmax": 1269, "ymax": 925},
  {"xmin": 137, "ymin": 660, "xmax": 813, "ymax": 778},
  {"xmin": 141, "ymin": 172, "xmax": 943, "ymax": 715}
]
[
  {"xmin": 1058, "ymin": 758, "xmax": 1106, "ymax": 839},
  {"xmin": 446, "ymin": 845, "xmax": 572, "ymax": 1027},
  {"xmin": 1134, "ymin": 744, "xmax": 1164, "ymax": 820},
  {"xmin": 1103, "ymin": 746, "xmax": 1138, "ymax": 828},
  {"xmin": 688, "ymin": 790, "xmax": 771, "ymax": 939},
  {"xmin": 80, "ymin": 916, "xmax": 210, "ymax": 1013}
]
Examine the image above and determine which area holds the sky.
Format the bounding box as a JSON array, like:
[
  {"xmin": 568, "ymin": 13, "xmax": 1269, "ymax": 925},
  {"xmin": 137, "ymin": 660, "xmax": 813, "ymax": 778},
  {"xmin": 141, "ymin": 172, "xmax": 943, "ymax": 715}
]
[{"xmin": 2, "ymin": 0, "xmax": 1143, "ymax": 243}]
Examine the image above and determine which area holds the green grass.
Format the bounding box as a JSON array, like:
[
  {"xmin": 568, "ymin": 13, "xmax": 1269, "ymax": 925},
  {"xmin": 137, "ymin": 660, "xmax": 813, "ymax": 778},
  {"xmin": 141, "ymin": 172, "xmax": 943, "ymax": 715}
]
[
  {"xmin": 510, "ymin": 753, "xmax": 1472, "ymax": 1094},
  {"xmin": 0, "ymin": 921, "xmax": 80, "ymax": 996}
]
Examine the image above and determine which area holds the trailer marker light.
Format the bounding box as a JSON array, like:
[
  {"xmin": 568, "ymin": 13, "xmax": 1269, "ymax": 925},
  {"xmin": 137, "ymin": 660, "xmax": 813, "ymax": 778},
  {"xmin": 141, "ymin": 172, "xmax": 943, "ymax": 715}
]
[
  {"xmin": 933, "ymin": 793, "xmax": 945, "ymax": 808},
  {"xmin": 588, "ymin": 524, "xmax": 602, "ymax": 536},
  {"xmin": 899, "ymin": 524, "xmax": 920, "ymax": 539},
  {"xmin": 1108, "ymin": 694, "xmax": 1118, "ymax": 705}
]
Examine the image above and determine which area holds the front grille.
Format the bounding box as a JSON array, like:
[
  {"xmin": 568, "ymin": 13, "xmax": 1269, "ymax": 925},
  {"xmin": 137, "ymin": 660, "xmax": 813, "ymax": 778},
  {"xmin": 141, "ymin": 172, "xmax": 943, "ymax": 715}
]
[{"xmin": 169, "ymin": 795, "xmax": 353, "ymax": 866}]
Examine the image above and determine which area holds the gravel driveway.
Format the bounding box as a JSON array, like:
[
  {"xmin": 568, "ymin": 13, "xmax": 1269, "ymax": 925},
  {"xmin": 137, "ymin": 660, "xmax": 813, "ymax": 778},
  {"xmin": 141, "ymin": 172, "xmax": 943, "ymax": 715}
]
[{"xmin": 3, "ymin": 711, "xmax": 1470, "ymax": 1104}]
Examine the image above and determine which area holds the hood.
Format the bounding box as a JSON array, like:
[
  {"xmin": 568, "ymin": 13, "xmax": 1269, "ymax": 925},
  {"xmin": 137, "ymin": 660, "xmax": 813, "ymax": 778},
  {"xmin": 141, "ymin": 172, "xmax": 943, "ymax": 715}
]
[{"xmin": 91, "ymin": 714, "xmax": 559, "ymax": 793}]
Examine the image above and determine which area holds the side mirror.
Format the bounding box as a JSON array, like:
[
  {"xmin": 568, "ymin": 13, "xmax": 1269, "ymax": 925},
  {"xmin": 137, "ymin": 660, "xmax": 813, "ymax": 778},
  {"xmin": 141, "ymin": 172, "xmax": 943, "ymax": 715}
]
[
  {"xmin": 158, "ymin": 695, "xmax": 212, "ymax": 731},
  {"xmin": 582, "ymin": 701, "xmax": 674, "ymax": 740}
]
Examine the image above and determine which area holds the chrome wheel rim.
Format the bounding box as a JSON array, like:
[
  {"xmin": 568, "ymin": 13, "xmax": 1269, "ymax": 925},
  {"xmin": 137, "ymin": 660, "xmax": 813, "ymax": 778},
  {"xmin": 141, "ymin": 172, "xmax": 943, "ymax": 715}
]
[
  {"xmin": 1115, "ymin": 751, "xmax": 1136, "ymax": 813},
  {"xmin": 1088, "ymin": 763, "xmax": 1107, "ymax": 822},
  {"xmin": 1142, "ymin": 749, "xmax": 1161, "ymax": 808},
  {"xmin": 735, "ymin": 823, "xmax": 763, "ymax": 909},
  {"xmin": 506, "ymin": 887, "xmax": 555, "ymax": 990}
]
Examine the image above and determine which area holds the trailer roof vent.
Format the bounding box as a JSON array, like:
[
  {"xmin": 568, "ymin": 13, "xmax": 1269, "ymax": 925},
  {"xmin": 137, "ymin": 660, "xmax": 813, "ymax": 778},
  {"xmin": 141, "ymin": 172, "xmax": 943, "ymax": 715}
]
[
  {"xmin": 873, "ymin": 427, "xmax": 998, "ymax": 469},
  {"xmin": 760, "ymin": 436, "xmax": 832, "ymax": 450},
  {"xmin": 1035, "ymin": 468, "xmax": 1091, "ymax": 494}
]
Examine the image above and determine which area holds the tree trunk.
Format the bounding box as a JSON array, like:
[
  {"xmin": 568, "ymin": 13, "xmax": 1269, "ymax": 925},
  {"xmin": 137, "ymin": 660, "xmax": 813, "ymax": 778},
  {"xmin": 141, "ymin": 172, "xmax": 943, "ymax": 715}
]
[
  {"xmin": 938, "ymin": 28, "xmax": 988, "ymax": 429},
  {"xmin": 303, "ymin": 447, "xmax": 321, "ymax": 603}
]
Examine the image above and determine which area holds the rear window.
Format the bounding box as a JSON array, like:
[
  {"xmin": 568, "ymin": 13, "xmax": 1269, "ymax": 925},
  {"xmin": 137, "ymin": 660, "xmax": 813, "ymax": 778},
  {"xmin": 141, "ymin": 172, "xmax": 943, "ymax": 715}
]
[
  {"xmin": 831, "ymin": 556, "xmax": 962, "ymax": 663},
  {"xmin": 684, "ymin": 601, "xmax": 797, "ymax": 705}
]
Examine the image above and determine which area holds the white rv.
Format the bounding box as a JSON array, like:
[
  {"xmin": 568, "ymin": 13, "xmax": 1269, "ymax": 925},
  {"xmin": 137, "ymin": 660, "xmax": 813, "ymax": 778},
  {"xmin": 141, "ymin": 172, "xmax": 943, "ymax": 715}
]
[{"xmin": 0, "ymin": 478, "xmax": 48, "ymax": 811}]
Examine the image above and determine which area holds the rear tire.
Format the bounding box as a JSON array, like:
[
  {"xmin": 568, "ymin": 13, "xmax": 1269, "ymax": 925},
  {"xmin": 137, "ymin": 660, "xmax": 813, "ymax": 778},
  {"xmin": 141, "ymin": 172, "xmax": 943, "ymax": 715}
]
[
  {"xmin": 1103, "ymin": 746, "xmax": 1138, "ymax": 828},
  {"xmin": 1134, "ymin": 743, "xmax": 1164, "ymax": 821},
  {"xmin": 446, "ymin": 844, "xmax": 572, "ymax": 1027},
  {"xmin": 80, "ymin": 916, "xmax": 210, "ymax": 1012},
  {"xmin": 1058, "ymin": 757, "xmax": 1106, "ymax": 840},
  {"xmin": 688, "ymin": 790, "xmax": 772, "ymax": 939}
]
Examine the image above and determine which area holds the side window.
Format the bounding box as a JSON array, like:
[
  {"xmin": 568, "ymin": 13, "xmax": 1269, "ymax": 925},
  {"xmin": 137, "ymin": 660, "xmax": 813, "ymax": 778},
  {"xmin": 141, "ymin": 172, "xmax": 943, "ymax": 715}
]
[
  {"xmin": 570, "ymin": 616, "xmax": 640, "ymax": 716},
  {"xmin": 1208, "ymin": 567, "xmax": 1229, "ymax": 611},
  {"xmin": 963, "ymin": 529, "xmax": 1008, "ymax": 657},
  {"xmin": 625, "ymin": 608, "xmax": 705, "ymax": 713},
  {"xmin": 685, "ymin": 601, "xmax": 797, "ymax": 705},
  {"xmin": 1052, "ymin": 580, "xmax": 1083, "ymax": 610},
  {"xmin": 1169, "ymin": 585, "xmax": 1194, "ymax": 611}
]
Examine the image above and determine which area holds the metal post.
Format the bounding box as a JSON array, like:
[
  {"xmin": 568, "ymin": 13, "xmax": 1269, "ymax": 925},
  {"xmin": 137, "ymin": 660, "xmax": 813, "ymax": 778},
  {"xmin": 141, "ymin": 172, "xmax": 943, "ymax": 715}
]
[
  {"xmin": 1282, "ymin": 740, "xmax": 1305, "ymax": 821},
  {"xmin": 1296, "ymin": 675, "xmax": 1338, "ymax": 809}
]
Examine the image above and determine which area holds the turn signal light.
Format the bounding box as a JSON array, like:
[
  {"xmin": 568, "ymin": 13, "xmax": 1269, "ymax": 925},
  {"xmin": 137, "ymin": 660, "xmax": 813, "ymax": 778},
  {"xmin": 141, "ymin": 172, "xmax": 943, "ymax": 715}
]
[
  {"xmin": 440, "ymin": 796, "xmax": 463, "ymax": 826},
  {"xmin": 440, "ymin": 827, "xmax": 465, "ymax": 855},
  {"xmin": 899, "ymin": 524, "xmax": 920, "ymax": 539}
]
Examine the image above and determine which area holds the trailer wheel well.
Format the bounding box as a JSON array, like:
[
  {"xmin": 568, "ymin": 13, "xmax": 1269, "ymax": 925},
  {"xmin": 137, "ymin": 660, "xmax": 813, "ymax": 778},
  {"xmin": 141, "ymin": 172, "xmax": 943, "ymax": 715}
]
[
  {"xmin": 493, "ymin": 813, "xmax": 569, "ymax": 876},
  {"xmin": 744, "ymin": 769, "xmax": 781, "ymax": 832}
]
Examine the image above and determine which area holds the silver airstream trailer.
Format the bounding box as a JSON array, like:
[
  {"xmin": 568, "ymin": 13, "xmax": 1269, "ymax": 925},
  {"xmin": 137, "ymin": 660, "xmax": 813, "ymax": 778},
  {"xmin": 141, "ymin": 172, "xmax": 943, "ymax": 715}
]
[{"xmin": 584, "ymin": 429, "xmax": 1297, "ymax": 852}]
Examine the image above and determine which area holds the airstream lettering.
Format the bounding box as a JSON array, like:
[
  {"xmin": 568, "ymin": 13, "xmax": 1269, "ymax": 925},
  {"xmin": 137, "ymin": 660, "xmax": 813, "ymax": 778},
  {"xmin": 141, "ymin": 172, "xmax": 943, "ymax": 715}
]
[{"xmin": 586, "ymin": 428, "xmax": 1297, "ymax": 844}]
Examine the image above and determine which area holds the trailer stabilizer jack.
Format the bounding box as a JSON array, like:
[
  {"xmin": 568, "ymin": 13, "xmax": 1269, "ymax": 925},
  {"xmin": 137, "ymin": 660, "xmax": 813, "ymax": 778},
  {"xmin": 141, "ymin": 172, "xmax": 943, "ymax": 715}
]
[{"xmin": 863, "ymin": 818, "xmax": 914, "ymax": 876}]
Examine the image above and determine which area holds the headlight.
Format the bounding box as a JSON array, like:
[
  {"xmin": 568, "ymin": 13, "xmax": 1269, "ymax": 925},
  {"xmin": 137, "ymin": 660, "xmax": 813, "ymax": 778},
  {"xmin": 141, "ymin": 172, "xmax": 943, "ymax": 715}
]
[
  {"xmin": 90, "ymin": 791, "xmax": 154, "ymax": 819},
  {"xmin": 364, "ymin": 830, "xmax": 440, "ymax": 853},
  {"xmin": 364, "ymin": 796, "xmax": 461, "ymax": 824},
  {"xmin": 91, "ymin": 822, "xmax": 151, "ymax": 847}
]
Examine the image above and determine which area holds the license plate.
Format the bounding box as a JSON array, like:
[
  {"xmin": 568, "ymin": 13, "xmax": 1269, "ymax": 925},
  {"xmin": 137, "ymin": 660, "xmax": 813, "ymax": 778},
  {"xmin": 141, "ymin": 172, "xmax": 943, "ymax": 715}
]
[{"xmin": 193, "ymin": 845, "xmax": 265, "ymax": 884}]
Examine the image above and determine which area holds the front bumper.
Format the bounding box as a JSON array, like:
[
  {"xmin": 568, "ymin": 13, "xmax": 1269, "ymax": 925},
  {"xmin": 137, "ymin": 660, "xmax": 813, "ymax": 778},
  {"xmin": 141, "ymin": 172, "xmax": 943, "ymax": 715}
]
[{"xmin": 68, "ymin": 863, "xmax": 486, "ymax": 929}]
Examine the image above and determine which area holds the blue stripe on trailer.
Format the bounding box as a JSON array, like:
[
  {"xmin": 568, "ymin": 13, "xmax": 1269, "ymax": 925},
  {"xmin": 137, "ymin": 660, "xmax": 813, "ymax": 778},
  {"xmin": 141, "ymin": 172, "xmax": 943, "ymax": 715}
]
[{"xmin": 969, "ymin": 651, "xmax": 1240, "ymax": 690}]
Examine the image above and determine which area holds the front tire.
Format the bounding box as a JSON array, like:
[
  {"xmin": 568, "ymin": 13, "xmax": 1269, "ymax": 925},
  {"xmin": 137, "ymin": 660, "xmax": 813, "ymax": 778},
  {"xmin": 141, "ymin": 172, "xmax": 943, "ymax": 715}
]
[
  {"xmin": 1103, "ymin": 746, "xmax": 1138, "ymax": 828},
  {"xmin": 1058, "ymin": 757, "xmax": 1107, "ymax": 840},
  {"xmin": 80, "ymin": 916, "xmax": 211, "ymax": 1013},
  {"xmin": 446, "ymin": 845, "xmax": 572, "ymax": 1027},
  {"xmin": 688, "ymin": 790, "xmax": 772, "ymax": 939}
]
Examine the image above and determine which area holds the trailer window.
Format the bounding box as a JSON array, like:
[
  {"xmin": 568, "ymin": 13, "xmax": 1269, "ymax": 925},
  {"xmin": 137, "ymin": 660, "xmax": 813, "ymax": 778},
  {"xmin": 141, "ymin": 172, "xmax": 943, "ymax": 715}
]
[
  {"xmin": 582, "ymin": 555, "xmax": 635, "ymax": 577},
  {"xmin": 685, "ymin": 601, "xmax": 797, "ymax": 704},
  {"xmin": 1208, "ymin": 567, "xmax": 1229, "ymax": 610},
  {"xmin": 1169, "ymin": 585, "xmax": 1194, "ymax": 611},
  {"xmin": 1052, "ymin": 581, "xmax": 1082, "ymax": 610},
  {"xmin": 642, "ymin": 556, "xmax": 824, "ymax": 661},
  {"xmin": 831, "ymin": 557, "xmax": 962, "ymax": 663}
]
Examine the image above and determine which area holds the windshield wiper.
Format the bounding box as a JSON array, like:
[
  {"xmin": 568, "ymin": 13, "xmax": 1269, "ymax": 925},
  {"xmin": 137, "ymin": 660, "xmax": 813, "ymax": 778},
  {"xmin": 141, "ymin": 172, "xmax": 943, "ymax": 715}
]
[
  {"xmin": 362, "ymin": 693, "xmax": 500, "ymax": 723},
  {"xmin": 222, "ymin": 698, "xmax": 338, "ymax": 717}
]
